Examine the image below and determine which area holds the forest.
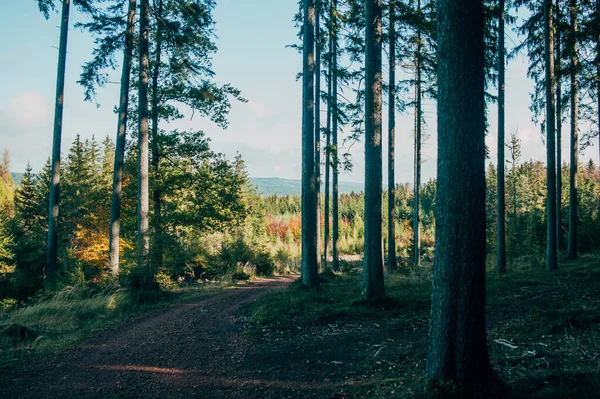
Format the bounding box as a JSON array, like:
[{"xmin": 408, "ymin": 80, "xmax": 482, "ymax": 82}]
[{"xmin": 1, "ymin": 0, "xmax": 600, "ymax": 398}]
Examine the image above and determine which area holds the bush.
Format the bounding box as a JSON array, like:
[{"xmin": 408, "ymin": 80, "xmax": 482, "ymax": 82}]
[{"xmin": 253, "ymin": 251, "xmax": 275, "ymax": 276}]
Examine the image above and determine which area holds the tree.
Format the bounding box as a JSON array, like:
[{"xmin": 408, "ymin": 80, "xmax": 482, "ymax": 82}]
[
  {"xmin": 497, "ymin": 0, "xmax": 507, "ymax": 273},
  {"xmin": 567, "ymin": 0, "xmax": 579, "ymax": 259},
  {"xmin": 46, "ymin": 0, "xmax": 71, "ymax": 282},
  {"xmin": 555, "ymin": 0, "xmax": 564, "ymax": 251},
  {"xmin": 387, "ymin": 0, "xmax": 398, "ymax": 271},
  {"xmin": 363, "ymin": 0, "xmax": 384, "ymax": 300},
  {"xmin": 301, "ymin": 0, "xmax": 319, "ymax": 289},
  {"xmin": 315, "ymin": 0, "xmax": 322, "ymax": 268},
  {"xmin": 109, "ymin": 0, "xmax": 137, "ymax": 276},
  {"xmin": 15, "ymin": 163, "xmax": 36, "ymax": 232},
  {"xmin": 545, "ymin": 0, "xmax": 559, "ymax": 270},
  {"xmin": 427, "ymin": 0, "xmax": 501, "ymax": 394},
  {"xmin": 331, "ymin": 0, "xmax": 340, "ymax": 272},
  {"xmin": 138, "ymin": 0, "xmax": 151, "ymax": 273}
]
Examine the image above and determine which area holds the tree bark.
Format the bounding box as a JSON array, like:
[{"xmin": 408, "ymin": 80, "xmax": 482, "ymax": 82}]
[
  {"xmin": 363, "ymin": 0, "xmax": 384, "ymax": 300},
  {"xmin": 331, "ymin": 0, "xmax": 340, "ymax": 272},
  {"xmin": 302, "ymin": 0, "xmax": 319, "ymax": 288},
  {"xmin": 387, "ymin": 0, "xmax": 398, "ymax": 271},
  {"xmin": 567, "ymin": 0, "xmax": 578, "ymax": 260},
  {"xmin": 324, "ymin": 30, "xmax": 332, "ymax": 269},
  {"xmin": 426, "ymin": 0, "xmax": 500, "ymax": 394},
  {"xmin": 108, "ymin": 0, "xmax": 137, "ymax": 276},
  {"xmin": 47, "ymin": 0, "xmax": 71, "ymax": 282},
  {"xmin": 497, "ymin": 0, "xmax": 507, "ymax": 273},
  {"xmin": 544, "ymin": 0, "xmax": 559, "ymax": 271},
  {"xmin": 138, "ymin": 0, "xmax": 151, "ymax": 272},
  {"xmin": 597, "ymin": 0, "xmax": 600, "ymax": 169},
  {"xmin": 413, "ymin": 0, "xmax": 422, "ymax": 267},
  {"xmin": 151, "ymin": 0, "xmax": 164, "ymax": 272},
  {"xmin": 555, "ymin": 0, "xmax": 562, "ymax": 251},
  {"xmin": 315, "ymin": 1, "xmax": 322, "ymax": 268}
]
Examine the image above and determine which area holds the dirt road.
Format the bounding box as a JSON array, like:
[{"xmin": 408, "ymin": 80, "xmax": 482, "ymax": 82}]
[{"xmin": 1, "ymin": 276, "xmax": 304, "ymax": 399}]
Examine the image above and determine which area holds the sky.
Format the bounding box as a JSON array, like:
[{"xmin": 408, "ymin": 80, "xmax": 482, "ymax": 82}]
[{"xmin": 0, "ymin": 0, "xmax": 597, "ymax": 184}]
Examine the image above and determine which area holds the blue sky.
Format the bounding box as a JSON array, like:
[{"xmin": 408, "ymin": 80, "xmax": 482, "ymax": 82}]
[{"xmin": 0, "ymin": 0, "xmax": 597, "ymax": 184}]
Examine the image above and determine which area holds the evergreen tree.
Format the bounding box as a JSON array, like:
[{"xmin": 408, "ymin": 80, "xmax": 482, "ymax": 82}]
[
  {"xmin": 544, "ymin": 0, "xmax": 559, "ymax": 270},
  {"xmin": 567, "ymin": 0, "xmax": 579, "ymax": 259},
  {"xmin": 387, "ymin": 0, "xmax": 398, "ymax": 271},
  {"xmin": 427, "ymin": 0, "xmax": 501, "ymax": 394},
  {"xmin": 138, "ymin": 0, "xmax": 151, "ymax": 273},
  {"xmin": 301, "ymin": 0, "xmax": 319, "ymax": 289},
  {"xmin": 497, "ymin": 0, "xmax": 507, "ymax": 273},
  {"xmin": 363, "ymin": 0, "xmax": 384, "ymax": 300},
  {"xmin": 15, "ymin": 163, "xmax": 37, "ymax": 232}
]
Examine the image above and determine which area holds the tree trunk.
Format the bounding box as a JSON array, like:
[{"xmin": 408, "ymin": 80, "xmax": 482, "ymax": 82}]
[
  {"xmin": 567, "ymin": 0, "xmax": 578, "ymax": 260},
  {"xmin": 387, "ymin": 0, "xmax": 398, "ymax": 271},
  {"xmin": 138, "ymin": 0, "xmax": 151, "ymax": 271},
  {"xmin": 301, "ymin": 0, "xmax": 319, "ymax": 288},
  {"xmin": 426, "ymin": 0, "xmax": 500, "ymax": 394},
  {"xmin": 363, "ymin": 0, "xmax": 384, "ymax": 300},
  {"xmin": 324, "ymin": 33, "xmax": 332, "ymax": 269},
  {"xmin": 331, "ymin": 0, "xmax": 340, "ymax": 272},
  {"xmin": 108, "ymin": 0, "xmax": 137, "ymax": 276},
  {"xmin": 315, "ymin": 1, "xmax": 322, "ymax": 268},
  {"xmin": 555, "ymin": 0, "xmax": 562, "ymax": 251},
  {"xmin": 47, "ymin": 0, "xmax": 71, "ymax": 282},
  {"xmin": 544, "ymin": 0, "xmax": 559, "ymax": 271},
  {"xmin": 151, "ymin": 0, "xmax": 164, "ymax": 273},
  {"xmin": 497, "ymin": 0, "xmax": 507, "ymax": 273},
  {"xmin": 413, "ymin": 0, "xmax": 422, "ymax": 267},
  {"xmin": 597, "ymin": 0, "xmax": 600, "ymax": 169}
]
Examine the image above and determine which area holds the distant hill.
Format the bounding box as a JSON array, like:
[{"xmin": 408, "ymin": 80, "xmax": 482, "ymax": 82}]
[
  {"xmin": 250, "ymin": 177, "xmax": 364, "ymax": 196},
  {"xmin": 10, "ymin": 172, "xmax": 24, "ymax": 185}
]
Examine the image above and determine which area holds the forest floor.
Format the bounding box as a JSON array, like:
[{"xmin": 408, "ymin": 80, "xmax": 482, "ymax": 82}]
[{"xmin": 1, "ymin": 255, "xmax": 600, "ymax": 398}]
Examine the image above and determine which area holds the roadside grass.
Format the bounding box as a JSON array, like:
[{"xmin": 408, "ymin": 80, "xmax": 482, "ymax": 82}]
[
  {"xmin": 246, "ymin": 254, "xmax": 600, "ymax": 398},
  {"xmin": 0, "ymin": 281, "xmax": 230, "ymax": 367},
  {"xmin": 249, "ymin": 266, "xmax": 432, "ymax": 327}
]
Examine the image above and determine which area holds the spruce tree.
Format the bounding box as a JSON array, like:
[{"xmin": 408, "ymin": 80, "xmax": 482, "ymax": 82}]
[
  {"xmin": 301, "ymin": 0, "xmax": 319, "ymax": 288},
  {"xmin": 363, "ymin": 0, "xmax": 384, "ymax": 300},
  {"xmin": 427, "ymin": 0, "xmax": 501, "ymax": 393}
]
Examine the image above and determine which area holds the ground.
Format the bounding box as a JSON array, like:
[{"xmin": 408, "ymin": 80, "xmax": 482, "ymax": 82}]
[{"xmin": 1, "ymin": 256, "xmax": 600, "ymax": 398}]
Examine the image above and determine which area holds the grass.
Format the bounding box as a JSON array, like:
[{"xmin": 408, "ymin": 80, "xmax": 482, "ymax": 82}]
[
  {"xmin": 245, "ymin": 254, "xmax": 600, "ymax": 398},
  {"xmin": 0, "ymin": 281, "xmax": 230, "ymax": 366},
  {"xmin": 249, "ymin": 267, "xmax": 432, "ymax": 327}
]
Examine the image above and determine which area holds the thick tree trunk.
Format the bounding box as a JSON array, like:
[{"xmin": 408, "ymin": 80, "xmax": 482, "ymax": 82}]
[
  {"xmin": 497, "ymin": 0, "xmax": 507, "ymax": 273},
  {"xmin": 363, "ymin": 0, "xmax": 385, "ymax": 300},
  {"xmin": 427, "ymin": 0, "xmax": 500, "ymax": 394},
  {"xmin": 108, "ymin": 0, "xmax": 137, "ymax": 276},
  {"xmin": 47, "ymin": 0, "xmax": 71, "ymax": 282},
  {"xmin": 555, "ymin": 0, "xmax": 562, "ymax": 251},
  {"xmin": 413, "ymin": 0, "xmax": 422, "ymax": 267},
  {"xmin": 315, "ymin": 2, "xmax": 322, "ymax": 268},
  {"xmin": 567, "ymin": 0, "xmax": 578, "ymax": 260},
  {"xmin": 138, "ymin": 0, "xmax": 151, "ymax": 271},
  {"xmin": 387, "ymin": 0, "xmax": 398, "ymax": 271},
  {"xmin": 331, "ymin": 0, "xmax": 340, "ymax": 272},
  {"xmin": 301, "ymin": 0, "xmax": 319, "ymax": 288},
  {"xmin": 545, "ymin": 0, "xmax": 559, "ymax": 271},
  {"xmin": 151, "ymin": 0, "xmax": 164, "ymax": 273}
]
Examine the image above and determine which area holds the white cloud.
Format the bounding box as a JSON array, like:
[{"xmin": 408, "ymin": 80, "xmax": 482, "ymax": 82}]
[{"xmin": 7, "ymin": 91, "xmax": 51, "ymax": 128}]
